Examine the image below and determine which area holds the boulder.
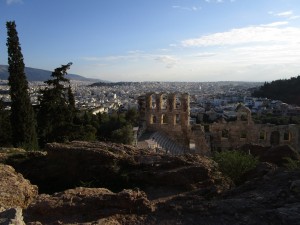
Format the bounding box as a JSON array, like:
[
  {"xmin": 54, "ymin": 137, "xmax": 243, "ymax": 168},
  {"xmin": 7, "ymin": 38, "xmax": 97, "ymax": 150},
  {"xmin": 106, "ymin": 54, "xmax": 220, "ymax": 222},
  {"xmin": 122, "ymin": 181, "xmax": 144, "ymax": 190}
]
[
  {"xmin": 241, "ymin": 144, "xmax": 300, "ymax": 166},
  {"xmin": 0, "ymin": 207, "xmax": 25, "ymax": 225},
  {"xmin": 0, "ymin": 164, "xmax": 38, "ymax": 209},
  {"xmin": 25, "ymin": 187, "xmax": 153, "ymax": 224},
  {"xmin": 7, "ymin": 141, "xmax": 230, "ymax": 196}
]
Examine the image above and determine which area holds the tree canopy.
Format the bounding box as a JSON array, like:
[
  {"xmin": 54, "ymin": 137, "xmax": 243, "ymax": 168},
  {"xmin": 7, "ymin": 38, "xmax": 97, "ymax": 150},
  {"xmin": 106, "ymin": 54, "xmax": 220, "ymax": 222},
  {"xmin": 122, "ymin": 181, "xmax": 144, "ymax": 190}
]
[
  {"xmin": 252, "ymin": 76, "xmax": 300, "ymax": 106},
  {"xmin": 6, "ymin": 21, "xmax": 38, "ymax": 150}
]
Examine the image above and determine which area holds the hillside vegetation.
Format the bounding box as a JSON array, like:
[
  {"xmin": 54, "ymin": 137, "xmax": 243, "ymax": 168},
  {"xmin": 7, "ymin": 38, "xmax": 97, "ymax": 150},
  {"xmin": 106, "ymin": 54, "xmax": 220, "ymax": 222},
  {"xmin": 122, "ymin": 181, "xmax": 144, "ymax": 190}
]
[{"xmin": 252, "ymin": 76, "xmax": 300, "ymax": 106}]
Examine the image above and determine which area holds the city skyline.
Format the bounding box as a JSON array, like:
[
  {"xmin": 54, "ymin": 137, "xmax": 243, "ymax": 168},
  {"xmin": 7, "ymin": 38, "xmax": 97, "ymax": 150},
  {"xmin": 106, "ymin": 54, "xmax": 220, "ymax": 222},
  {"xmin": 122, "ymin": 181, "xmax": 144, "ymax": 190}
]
[{"xmin": 1, "ymin": 0, "xmax": 300, "ymax": 82}]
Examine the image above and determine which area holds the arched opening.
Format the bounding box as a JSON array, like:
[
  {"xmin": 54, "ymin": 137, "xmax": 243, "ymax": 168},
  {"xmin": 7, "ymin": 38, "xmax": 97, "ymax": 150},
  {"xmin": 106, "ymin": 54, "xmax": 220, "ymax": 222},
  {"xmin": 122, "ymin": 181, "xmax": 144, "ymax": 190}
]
[
  {"xmin": 259, "ymin": 131, "xmax": 266, "ymax": 140},
  {"xmin": 151, "ymin": 94, "xmax": 156, "ymax": 109},
  {"xmin": 222, "ymin": 129, "xmax": 229, "ymax": 139},
  {"xmin": 175, "ymin": 94, "xmax": 181, "ymax": 109},
  {"xmin": 175, "ymin": 114, "xmax": 180, "ymax": 125},
  {"xmin": 283, "ymin": 132, "xmax": 290, "ymax": 141},
  {"xmin": 240, "ymin": 113, "xmax": 248, "ymax": 122},
  {"xmin": 161, "ymin": 94, "xmax": 168, "ymax": 110},
  {"xmin": 240, "ymin": 131, "xmax": 247, "ymax": 139},
  {"xmin": 270, "ymin": 131, "xmax": 280, "ymax": 146},
  {"xmin": 161, "ymin": 114, "xmax": 168, "ymax": 124},
  {"xmin": 151, "ymin": 115, "xmax": 157, "ymax": 124}
]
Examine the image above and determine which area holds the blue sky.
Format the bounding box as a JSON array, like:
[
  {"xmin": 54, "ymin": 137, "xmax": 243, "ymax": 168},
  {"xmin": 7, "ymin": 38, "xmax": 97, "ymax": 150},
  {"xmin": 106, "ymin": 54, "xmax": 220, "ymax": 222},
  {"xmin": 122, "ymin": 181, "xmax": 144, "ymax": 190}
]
[{"xmin": 1, "ymin": 0, "xmax": 300, "ymax": 82}]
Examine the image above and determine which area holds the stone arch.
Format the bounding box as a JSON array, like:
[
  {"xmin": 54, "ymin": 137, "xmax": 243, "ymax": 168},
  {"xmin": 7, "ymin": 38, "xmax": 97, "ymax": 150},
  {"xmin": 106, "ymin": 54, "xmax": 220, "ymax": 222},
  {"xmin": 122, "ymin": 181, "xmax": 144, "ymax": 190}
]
[
  {"xmin": 270, "ymin": 131, "xmax": 280, "ymax": 146},
  {"xmin": 283, "ymin": 131, "xmax": 290, "ymax": 141},
  {"xmin": 161, "ymin": 93, "xmax": 168, "ymax": 110},
  {"xmin": 236, "ymin": 105, "xmax": 252, "ymax": 123},
  {"xmin": 222, "ymin": 129, "xmax": 229, "ymax": 139},
  {"xmin": 151, "ymin": 115, "xmax": 157, "ymax": 124},
  {"xmin": 175, "ymin": 93, "xmax": 181, "ymax": 110},
  {"xmin": 161, "ymin": 114, "xmax": 168, "ymax": 124},
  {"xmin": 240, "ymin": 130, "xmax": 247, "ymax": 139},
  {"xmin": 259, "ymin": 131, "xmax": 266, "ymax": 140},
  {"xmin": 151, "ymin": 94, "xmax": 156, "ymax": 109},
  {"xmin": 175, "ymin": 114, "xmax": 181, "ymax": 125}
]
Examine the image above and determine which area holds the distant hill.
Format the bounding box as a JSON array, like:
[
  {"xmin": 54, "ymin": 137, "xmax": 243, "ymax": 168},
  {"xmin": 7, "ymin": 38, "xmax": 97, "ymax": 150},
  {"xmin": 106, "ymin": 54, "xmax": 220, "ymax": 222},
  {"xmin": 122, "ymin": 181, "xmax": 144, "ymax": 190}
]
[
  {"xmin": 90, "ymin": 82, "xmax": 139, "ymax": 87},
  {"xmin": 252, "ymin": 76, "xmax": 300, "ymax": 106},
  {"xmin": 0, "ymin": 65, "xmax": 104, "ymax": 82}
]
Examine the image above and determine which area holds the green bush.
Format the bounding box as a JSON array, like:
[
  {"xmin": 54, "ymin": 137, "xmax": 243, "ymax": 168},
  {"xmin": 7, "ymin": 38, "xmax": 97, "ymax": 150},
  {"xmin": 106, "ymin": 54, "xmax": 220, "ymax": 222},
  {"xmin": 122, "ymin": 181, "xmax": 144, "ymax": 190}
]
[
  {"xmin": 283, "ymin": 157, "xmax": 300, "ymax": 170},
  {"xmin": 213, "ymin": 150, "xmax": 258, "ymax": 185}
]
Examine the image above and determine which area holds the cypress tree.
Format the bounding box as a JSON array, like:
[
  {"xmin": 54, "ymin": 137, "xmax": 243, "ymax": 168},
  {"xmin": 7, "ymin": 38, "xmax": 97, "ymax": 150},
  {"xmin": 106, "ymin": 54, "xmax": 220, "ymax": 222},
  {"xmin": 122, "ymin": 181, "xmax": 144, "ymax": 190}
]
[
  {"xmin": 6, "ymin": 21, "xmax": 38, "ymax": 150},
  {"xmin": 37, "ymin": 63, "xmax": 75, "ymax": 146},
  {"xmin": 0, "ymin": 99, "xmax": 12, "ymax": 146}
]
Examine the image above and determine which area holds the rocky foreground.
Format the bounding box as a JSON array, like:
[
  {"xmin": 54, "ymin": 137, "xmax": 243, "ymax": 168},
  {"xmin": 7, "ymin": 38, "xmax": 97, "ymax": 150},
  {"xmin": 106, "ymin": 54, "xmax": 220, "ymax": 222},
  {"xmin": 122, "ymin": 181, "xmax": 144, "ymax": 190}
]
[{"xmin": 1, "ymin": 141, "xmax": 300, "ymax": 224}]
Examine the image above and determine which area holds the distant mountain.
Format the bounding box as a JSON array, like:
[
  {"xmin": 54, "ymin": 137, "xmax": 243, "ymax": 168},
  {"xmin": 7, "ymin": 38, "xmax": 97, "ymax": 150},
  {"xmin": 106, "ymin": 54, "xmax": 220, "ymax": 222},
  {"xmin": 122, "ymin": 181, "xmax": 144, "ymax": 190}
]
[
  {"xmin": 252, "ymin": 76, "xmax": 300, "ymax": 106},
  {"xmin": 0, "ymin": 65, "xmax": 105, "ymax": 82}
]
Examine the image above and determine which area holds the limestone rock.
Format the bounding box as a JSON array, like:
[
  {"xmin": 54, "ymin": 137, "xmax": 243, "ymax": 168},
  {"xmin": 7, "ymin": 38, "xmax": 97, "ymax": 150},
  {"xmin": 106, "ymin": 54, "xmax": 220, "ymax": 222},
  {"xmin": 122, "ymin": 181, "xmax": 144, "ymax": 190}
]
[
  {"xmin": 7, "ymin": 141, "xmax": 230, "ymax": 196},
  {"xmin": 241, "ymin": 144, "xmax": 300, "ymax": 166},
  {"xmin": 0, "ymin": 164, "xmax": 38, "ymax": 209},
  {"xmin": 0, "ymin": 207, "xmax": 25, "ymax": 225},
  {"xmin": 25, "ymin": 187, "xmax": 153, "ymax": 224}
]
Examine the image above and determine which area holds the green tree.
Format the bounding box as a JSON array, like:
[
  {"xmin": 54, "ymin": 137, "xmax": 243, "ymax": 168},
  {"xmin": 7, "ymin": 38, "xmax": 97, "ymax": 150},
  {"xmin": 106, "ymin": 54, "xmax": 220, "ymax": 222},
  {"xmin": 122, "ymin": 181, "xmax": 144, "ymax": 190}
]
[
  {"xmin": 37, "ymin": 63, "xmax": 76, "ymax": 146},
  {"xmin": 6, "ymin": 21, "xmax": 38, "ymax": 150},
  {"xmin": 0, "ymin": 99, "xmax": 12, "ymax": 146},
  {"xmin": 213, "ymin": 150, "xmax": 258, "ymax": 185},
  {"xmin": 111, "ymin": 124, "xmax": 133, "ymax": 144}
]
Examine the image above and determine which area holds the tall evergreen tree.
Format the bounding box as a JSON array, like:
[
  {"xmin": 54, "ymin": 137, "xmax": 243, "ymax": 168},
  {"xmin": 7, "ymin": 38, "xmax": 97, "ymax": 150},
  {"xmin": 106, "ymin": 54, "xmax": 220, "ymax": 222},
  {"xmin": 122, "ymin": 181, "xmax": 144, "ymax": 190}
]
[
  {"xmin": 37, "ymin": 63, "xmax": 76, "ymax": 146},
  {"xmin": 0, "ymin": 99, "xmax": 12, "ymax": 146},
  {"xmin": 6, "ymin": 21, "xmax": 38, "ymax": 150}
]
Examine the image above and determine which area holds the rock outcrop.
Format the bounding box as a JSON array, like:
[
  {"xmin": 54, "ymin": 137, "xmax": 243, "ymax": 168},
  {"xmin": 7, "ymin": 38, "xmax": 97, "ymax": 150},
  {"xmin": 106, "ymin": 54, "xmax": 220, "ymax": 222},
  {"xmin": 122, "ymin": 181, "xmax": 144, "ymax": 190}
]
[
  {"xmin": 25, "ymin": 187, "xmax": 153, "ymax": 224},
  {"xmin": 0, "ymin": 164, "xmax": 38, "ymax": 209},
  {"xmin": 0, "ymin": 207, "xmax": 25, "ymax": 225},
  {"xmin": 241, "ymin": 144, "xmax": 300, "ymax": 166},
  {"xmin": 2, "ymin": 141, "xmax": 300, "ymax": 224},
  {"xmin": 7, "ymin": 141, "xmax": 230, "ymax": 196}
]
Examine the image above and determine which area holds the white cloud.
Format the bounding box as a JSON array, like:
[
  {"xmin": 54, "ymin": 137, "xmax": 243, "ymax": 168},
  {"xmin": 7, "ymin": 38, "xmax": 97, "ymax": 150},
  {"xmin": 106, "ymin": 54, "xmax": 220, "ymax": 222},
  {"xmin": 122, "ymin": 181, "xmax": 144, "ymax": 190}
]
[
  {"xmin": 6, "ymin": 0, "xmax": 23, "ymax": 5},
  {"xmin": 261, "ymin": 21, "xmax": 289, "ymax": 27},
  {"xmin": 172, "ymin": 5, "xmax": 201, "ymax": 11},
  {"xmin": 269, "ymin": 10, "xmax": 300, "ymax": 20},
  {"xmin": 194, "ymin": 52, "xmax": 217, "ymax": 57},
  {"xmin": 276, "ymin": 11, "xmax": 293, "ymax": 17},
  {"xmin": 181, "ymin": 25, "xmax": 300, "ymax": 47},
  {"xmin": 155, "ymin": 55, "xmax": 179, "ymax": 68},
  {"xmin": 205, "ymin": 0, "xmax": 225, "ymax": 3}
]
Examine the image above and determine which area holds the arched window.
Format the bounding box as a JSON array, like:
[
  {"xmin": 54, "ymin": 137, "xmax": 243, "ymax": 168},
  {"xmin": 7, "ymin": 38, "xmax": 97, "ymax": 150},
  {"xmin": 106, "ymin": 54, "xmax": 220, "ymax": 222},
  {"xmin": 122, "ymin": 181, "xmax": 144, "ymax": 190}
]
[
  {"xmin": 161, "ymin": 94, "xmax": 168, "ymax": 110},
  {"xmin": 284, "ymin": 132, "xmax": 290, "ymax": 141},
  {"xmin": 151, "ymin": 94, "xmax": 156, "ymax": 109},
  {"xmin": 222, "ymin": 129, "xmax": 229, "ymax": 139},
  {"xmin": 259, "ymin": 131, "xmax": 266, "ymax": 140},
  {"xmin": 151, "ymin": 115, "xmax": 157, "ymax": 124},
  {"xmin": 162, "ymin": 114, "xmax": 168, "ymax": 124},
  {"xmin": 175, "ymin": 114, "xmax": 180, "ymax": 124},
  {"xmin": 175, "ymin": 94, "xmax": 181, "ymax": 109}
]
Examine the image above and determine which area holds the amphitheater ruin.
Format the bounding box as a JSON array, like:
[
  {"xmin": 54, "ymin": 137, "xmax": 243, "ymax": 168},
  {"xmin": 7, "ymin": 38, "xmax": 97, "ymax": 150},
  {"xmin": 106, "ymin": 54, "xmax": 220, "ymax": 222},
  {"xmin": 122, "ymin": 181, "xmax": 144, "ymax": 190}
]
[{"xmin": 138, "ymin": 92, "xmax": 300, "ymax": 155}]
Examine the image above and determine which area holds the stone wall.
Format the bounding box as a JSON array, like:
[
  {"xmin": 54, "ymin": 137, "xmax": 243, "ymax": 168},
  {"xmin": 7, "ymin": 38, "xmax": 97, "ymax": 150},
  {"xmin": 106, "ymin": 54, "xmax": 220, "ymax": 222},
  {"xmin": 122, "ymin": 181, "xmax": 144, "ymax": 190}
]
[
  {"xmin": 139, "ymin": 94, "xmax": 300, "ymax": 155},
  {"xmin": 195, "ymin": 105, "xmax": 300, "ymax": 154},
  {"xmin": 139, "ymin": 92, "xmax": 190, "ymax": 148}
]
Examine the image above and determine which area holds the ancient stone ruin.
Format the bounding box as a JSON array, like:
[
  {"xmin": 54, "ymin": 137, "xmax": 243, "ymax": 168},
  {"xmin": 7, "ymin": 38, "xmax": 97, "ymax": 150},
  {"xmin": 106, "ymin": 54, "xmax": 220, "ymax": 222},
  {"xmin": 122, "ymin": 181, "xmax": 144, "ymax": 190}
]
[{"xmin": 138, "ymin": 92, "xmax": 300, "ymax": 155}]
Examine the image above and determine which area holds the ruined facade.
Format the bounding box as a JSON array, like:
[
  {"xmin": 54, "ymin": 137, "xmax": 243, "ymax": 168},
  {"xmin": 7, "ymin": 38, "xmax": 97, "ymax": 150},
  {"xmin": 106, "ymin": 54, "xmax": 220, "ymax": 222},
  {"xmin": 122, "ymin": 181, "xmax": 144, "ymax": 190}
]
[
  {"xmin": 139, "ymin": 93, "xmax": 300, "ymax": 155},
  {"xmin": 207, "ymin": 105, "xmax": 300, "ymax": 153},
  {"xmin": 138, "ymin": 92, "xmax": 190, "ymax": 149}
]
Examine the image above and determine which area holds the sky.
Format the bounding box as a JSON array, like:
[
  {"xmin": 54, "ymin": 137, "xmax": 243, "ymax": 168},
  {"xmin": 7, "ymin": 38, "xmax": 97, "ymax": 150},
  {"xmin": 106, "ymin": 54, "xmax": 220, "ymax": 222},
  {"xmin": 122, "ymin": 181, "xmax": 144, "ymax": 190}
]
[{"xmin": 1, "ymin": 0, "xmax": 300, "ymax": 82}]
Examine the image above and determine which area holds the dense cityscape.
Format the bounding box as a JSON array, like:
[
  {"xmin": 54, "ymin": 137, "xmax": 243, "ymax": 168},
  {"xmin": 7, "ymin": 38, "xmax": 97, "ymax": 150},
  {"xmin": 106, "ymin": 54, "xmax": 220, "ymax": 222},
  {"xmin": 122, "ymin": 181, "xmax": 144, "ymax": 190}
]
[{"xmin": 2, "ymin": 79, "xmax": 300, "ymax": 122}]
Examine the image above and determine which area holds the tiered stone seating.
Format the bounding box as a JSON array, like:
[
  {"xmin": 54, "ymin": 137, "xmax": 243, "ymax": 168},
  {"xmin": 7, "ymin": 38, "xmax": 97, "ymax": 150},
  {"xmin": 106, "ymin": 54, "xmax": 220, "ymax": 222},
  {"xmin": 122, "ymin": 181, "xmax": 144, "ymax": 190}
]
[{"xmin": 149, "ymin": 131, "xmax": 188, "ymax": 155}]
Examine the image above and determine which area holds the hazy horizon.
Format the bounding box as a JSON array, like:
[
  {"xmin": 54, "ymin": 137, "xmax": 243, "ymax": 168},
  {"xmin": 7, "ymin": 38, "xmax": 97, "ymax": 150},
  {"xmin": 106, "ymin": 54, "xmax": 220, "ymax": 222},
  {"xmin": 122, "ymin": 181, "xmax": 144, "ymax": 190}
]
[{"xmin": 1, "ymin": 0, "xmax": 300, "ymax": 82}]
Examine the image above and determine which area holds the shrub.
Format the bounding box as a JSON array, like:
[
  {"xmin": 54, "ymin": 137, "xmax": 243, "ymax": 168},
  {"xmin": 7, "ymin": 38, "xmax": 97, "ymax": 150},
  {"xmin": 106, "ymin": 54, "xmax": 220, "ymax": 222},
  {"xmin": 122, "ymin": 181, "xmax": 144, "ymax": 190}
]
[
  {"xmin": 283, "ymin": 157, "xmax": 300, "ymax": 170},
  {"xmin": 213, "ymin": 150, "xmax": 258, "ymax": 185}
]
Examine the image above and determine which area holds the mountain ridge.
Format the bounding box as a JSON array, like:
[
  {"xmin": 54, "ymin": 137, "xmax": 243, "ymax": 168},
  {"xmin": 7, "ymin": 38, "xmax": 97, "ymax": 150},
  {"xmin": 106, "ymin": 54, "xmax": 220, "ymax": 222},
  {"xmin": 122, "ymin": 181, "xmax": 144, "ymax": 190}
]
[{"xmin": 0, "ymin": 65, "xmax": 105, "ymax": 82}]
